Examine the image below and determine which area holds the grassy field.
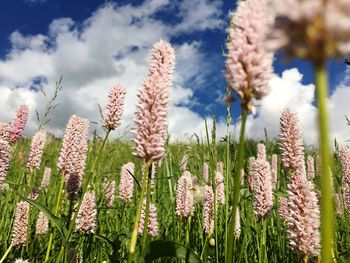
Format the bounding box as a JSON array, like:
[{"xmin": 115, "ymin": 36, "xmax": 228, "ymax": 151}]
[{"xmin": 0, "ymin": 130, "xmax": 350, "ymax": 263}]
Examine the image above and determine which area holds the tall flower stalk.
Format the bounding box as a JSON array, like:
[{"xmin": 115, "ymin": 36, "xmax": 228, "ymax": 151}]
[
  {"xmin": 225, "ymin": 0, "xmax": 273, "ymax": 261},
  {"xmin": 268, "ymin": 1, "xmax": 350, "ymax": 259},
  {"xmin": 128, "ymin": 40, "xmax": 175, "ymax": 263}
]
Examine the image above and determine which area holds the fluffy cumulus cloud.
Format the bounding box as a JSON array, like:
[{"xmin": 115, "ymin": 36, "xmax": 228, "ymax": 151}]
[
  {"xmin": 0, "ymin": 0, "xmax": 223, "ymax": 139},
  {"xmin": 242, "ymin": 68, "xmax": 350, "ymax": 147}
]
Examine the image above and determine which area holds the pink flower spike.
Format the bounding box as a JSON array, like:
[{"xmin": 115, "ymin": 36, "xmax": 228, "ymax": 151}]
[
  {"xmin": 0, "ymin": 139, "xmax": 11, "ymax": 187},
  {"xmin": 133, "ymin": 40, "xmax": 175, "ymax": 162},
  {"xmin": 119, "ymin": 162, "xmax": 134, "ymax": 203},
  {"xmin": 12, "ymin": 201, "xmax": 29, "ymax": 247},
  {"xmin": 27, "ymin": 130, "xmax": 47, "ymax": 170},
  {"xmin": 75, "ymin": 191, "xmax": 97, "ymax": 234},
  {"xmin": 10, "ymin": 105, "xmax": 29, "ymax": 144},
  {"xmin": 103, "ymin": 84, "xmax": 126, "ymax": 131}
]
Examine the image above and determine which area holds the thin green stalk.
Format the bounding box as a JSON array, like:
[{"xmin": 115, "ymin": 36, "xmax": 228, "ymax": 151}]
[
  {"xmin": 314, "ymin": 62, "xmax": 334, "ymax": 263},
  {"xmin": 55, "ymin": 130, "xmax": 111, "ymax": 263},
  {"xmin": 127, "ymin": 161, "xmax": 151, "ymax": 263},
  {"xmin": 226, "ymin": 109, "xmax": 247, "ymax": 263},
  {"xmin": 45, "ymin": 170, "xmax": 65, "ymax": 262},
  {"xmin": 0, "ymin": 243, "xmax": 13, "ymax": 263},
  {"xmin": 185, "ymin": 216, "xmax": 192, "ymax": 247},
  {"xmin": 26, "ymin": 168, "xmax": 35, "ymax": 253},
  {"xmin": 224, "ymin": 99, "xmax": 232, "ymax": 258},
  {"xmin": 141, "ymin": 163, "xmax": 153, "ymax": 250}
]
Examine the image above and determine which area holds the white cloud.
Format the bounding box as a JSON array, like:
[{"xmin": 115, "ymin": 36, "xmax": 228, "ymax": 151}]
[
  {"xmin": 0, "ymin": 0, "xmax": 223, "ymax": 140},
  {"xmin": 241, "ymin": 67, "xmax": 350, "ymax": 147}
]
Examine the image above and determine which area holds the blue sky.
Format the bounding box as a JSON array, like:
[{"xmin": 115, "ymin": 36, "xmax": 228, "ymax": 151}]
[{"xmin": 0, "ymin": 0, "xmax": 349, "ymax": 144}]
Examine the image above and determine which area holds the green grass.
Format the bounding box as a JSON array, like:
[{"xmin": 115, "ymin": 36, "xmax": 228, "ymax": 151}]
[{"xmin": 0, "ymin": 136, "xmax": 349, "ymax": 262}]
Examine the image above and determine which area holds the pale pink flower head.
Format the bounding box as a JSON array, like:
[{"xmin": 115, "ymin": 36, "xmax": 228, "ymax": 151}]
[
  {"xmin": 248, "ymin": 156, "xmax": 255, "ymax": 190},
  {"xmin": 76, "ymin": 191, "xmax": 97, "ymax": 234},
  {"xmin": 41, "ymin": 167, "xmax": 52, "ymax": 189},
  {"xmin": 256, "ymin": 143, "xmax": 266, "ymax": 160},
  {"xmin": 278, "ymin": 196, "xmax": 288, "ymax": 220},
  {"xmin": 27, "ymin": 130, "xmax": 47, "ymax": 170},
  {"xmin": 0, "ymin": 139, "xmax": 12, "ymax": 187},
  {"xmin": 10, "ymin": 105, "xmax": 29, "ymax": 144},
  {"xmin": 14, "ymin": 259, "xmax": 29, "ymax": 263},
  {"xmin": 271, "ymin": 154, "xmax": 278, "ymax": 189},
  {"xmin": 103, "ymin": 84, "xmax": 126, "ymax": 131},
  {"xmin": 203, "ymin": 162, "xmax": 209, "ymax": 183},
  {"xmin": 12, "ymin": 201, "xmax": 29, "ymax": 247},
  {"xmin": 138, "ymin": 200, "xmax": 159, "ymax": 237},
  {"xmin": 339, "ymin": 146, "xmax": 350, "ymax": 184},
  {"xmin": 251, "ymin": 158, "xmax": 273, "ymax": 219},
  {"xmin": 234, "ymin": 208, "xmax": 241, "ymax": 240},
  {"xmin": 133, "ymin": 40, "xmax": 175, "ymax": 162},
  {"xmin": 0, "ymin": 122, "xmax": 10, "ymax": 141},
  {"xmin": 287, "ymin": 167, "xmax": 320, "ymax": 257},
  {"xmin": 104, "ymin": 179, "xmax": 116, "ymax": 208},
  {"xmin": 279, "ymin": 108, "xmax": 304, "ymax": 172},
  {"xmin": 119, "ymin": 162, "xmax": 134, "ymax": 203},
  {"xmin": 176, "ymin": 171, "xmax": 194, "ymax": 218},
  {"xmin": 203, "ymin": 185, "xmax": 215, "ymax": 235},
  {"xmin": 215, "ymin": 171, "xmax": 225, "ymax": 206},
  {"xmin": 268, "ymin": 0, "xmax": 350, "ymax": 61},
  {"xmin": 226, "ymin": 0, "xmax": 273, "ymax": 112},
  {"xmin": 36, "ymin": 211, "xmax": 49, "ymax": 235},
  {"xmin": 58, "ymin": 115, "xmax": 89, "ymax": 199}
]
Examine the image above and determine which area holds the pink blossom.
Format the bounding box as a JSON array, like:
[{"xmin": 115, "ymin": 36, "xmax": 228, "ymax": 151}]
[
  {"xmin": 12, "ymin": 201, "xmax": 29, "ymax": 247},
  {"xmin": 0, "ymin": 139, "xmax": 11, "ymax": 187},
  {"xmin": 76, "ymin": 191, "xmax": 97, "ymax": 234},
  {"xmin": 203, "ymin": 185, "xmax": 214, "ymax": 235},
  {"xmin": 103, "ymin": 84, "xmax": 126, "ymax": 130},
  {"xmin": 0, "ymin": 122, "xmax": 10, "ymax": 141},
  {"xmin": 133, "ymin": 40, "xmax": 175, "ymax": 162},
  {"xmin": 176, "ymin": 171, "xmax": 194, "ymax": 218},
  {"xmin": 27, "ymin": 130, "xmax": 47, "ymax": 170},
  {"xmin": 226, "ymin": 0, "xmax": 273, "ymax": 112},
  {"xmin": 138, "ymin": 200, "xmax": 158, "ymax": 237},
  {"xmin": 10, "ymin": 105, "xmax": 28, "ymax": 144},
  {"xmin": 119, "ymin": 162, "xmax": 134, "ymax": 203},
  {"xmin": 215, "ymin": 171, "xmax": 225, "ymax": 206}
]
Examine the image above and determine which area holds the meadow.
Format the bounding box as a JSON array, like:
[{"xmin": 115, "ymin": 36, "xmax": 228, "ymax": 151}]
[{"xmin": 1, "ymin": 0, "xmax": 350, "ymax": 262}]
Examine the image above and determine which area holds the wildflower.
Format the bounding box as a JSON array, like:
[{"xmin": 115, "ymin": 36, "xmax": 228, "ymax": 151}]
[
  {"xmin": 75, "ymin": 191, "xmax": 97, "ymax": 234},
  {"xmin": 251, "ymin": 158, "xmax": 273, "ymax": 219},
  {"xmin": 133, "ymin": 40, "xmax": 175, "ymax": 162},
  {"xmin": 14, "ymin": 259, "xmax": 29, "ymax": 263},
  {"xmin": 104, "ymin": 179, "xmax": 116, "ymax": 208},
  {"xmin": 268, "ymin": 0, "xmax": 350, "ymax": 61},
  {"xmin": 271, "ymin": 154, "xmax": 278, "ymax": 189},
  {"xmin": 40, "ymin": 167, "xmax": 51, "ymax": 189},
  {"xmin": 287, "ymin": 167, "xmax": 320, "ymax": 256},
  {"xmin": 0, "ymin": 122, "xmax": 10, "ymax": 141},
  {"xmin": 176, "ymin": 171, "xmax": 194, "ymax": 218},
  {"xmin": 203, "ymin": 186, "xmax": 215, "ymax": 235},
  {"xmin": 36, "ymin": 211, "xmax": 48, "ymax": 235},
  {"xmin": 12, "ymin": 201, "xmax": 29, "ymax": 247},
  {"xmin": 27, "ymin": 130, "xmax": 47, "ymax": 170},
  {"xmin": 226, "ymin": 0, "xmax": 273, "ymax": 112},
  {"xmin": 58, "ymin": 115, "xmax": 89, "ymax": 199},
  {"xmin": 234, "ymin": 208, "xmax": 241, "ymax": 239},
  {"xmin": 278, "ymin": 196, "xmax": 288, "ymax": 220},
  {"xmin": 339, "ymin": 146, "xmax": 350, "ymax": 184},
  {"xmin": 103, "ymin": 84, "xmax": 126, "ymax": 131},
  {"xmin": 215, "ymin": 171, "xmax": 225, "ymax": 206},
  {"xmin": 10, "ymin": 105, "xmax": 28, "ymax": 144},
  {"xmin": 119, "ymin": 162, "xmax": 134, "ymax": 203},
  {"xmin": 279, "ymin": 108, "xmax": 304, "ymax": 171},
  {"xmin": 138, "ymin": 200, "xmax": 158, "ymax": 237},
  {"xmin": 257, "ymin": 143, "xmax": 266, "ymax": 160},
  {"xmin": 0, "ymin": 139, "xmax": 11, "ymax": 187}
]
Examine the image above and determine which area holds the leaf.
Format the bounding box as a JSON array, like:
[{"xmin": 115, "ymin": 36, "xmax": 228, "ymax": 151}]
[
  {"xmin": 143, "ymin": 240, "xmax": 202, "ymax": 263},
  {"xmin": 23, "ymin": 197, "xmax": 67, "ymax": 238}
]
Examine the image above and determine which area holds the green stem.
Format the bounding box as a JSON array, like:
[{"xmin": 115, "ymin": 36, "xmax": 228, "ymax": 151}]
[
  {"xmin": 314, "ymin": 62, "xmax": 334, "ymax": 263},
  {"xmin": 141, "ymin": 163, "xmax": 153, "ymax": 250},
  {"xmin": 0, "ymin": 243, "xmax": 13, "ymax": 263},
  {"xmin": 127, "ymin": 161, "xmax": 151, "ymax": 263},
  {"xmin": 26, "ymin": 168, "xmax": 35, "ymax": 253},
  {"xmin": 185, "ymin": 216, "xmax": 191, "ymax": 247},
  {"xmin": 224, "ymin": 100, "xmax": 231, "ymax": 259},
  {"xmin": 226, "ymin": 109, "xmax": 247, "ymax": 263},
  {"xmin": 44, "ymin": 170, "xmax": 65, "ymax": 263}
]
